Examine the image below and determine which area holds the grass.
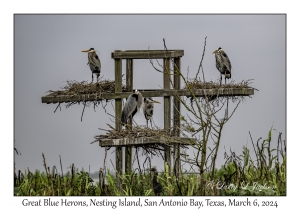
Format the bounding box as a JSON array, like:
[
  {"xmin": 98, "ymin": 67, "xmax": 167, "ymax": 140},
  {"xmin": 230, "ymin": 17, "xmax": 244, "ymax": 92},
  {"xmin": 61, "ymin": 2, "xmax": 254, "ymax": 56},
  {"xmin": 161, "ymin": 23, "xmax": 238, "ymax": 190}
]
[{"xmin": 14, "ymin": 128, "xmax": 286, "ymax": 196}]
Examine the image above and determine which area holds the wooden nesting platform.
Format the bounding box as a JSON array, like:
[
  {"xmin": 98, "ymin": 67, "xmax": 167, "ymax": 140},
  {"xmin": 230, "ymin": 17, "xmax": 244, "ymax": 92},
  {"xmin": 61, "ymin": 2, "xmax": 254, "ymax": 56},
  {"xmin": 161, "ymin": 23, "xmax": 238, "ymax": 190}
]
[
  {"xmin": 112, "ymin": 50, "xmax": 184, "ymax": 59},
  {"xmin": 99, "ymin": 136, "xmax": 195, "ymax": 147},
  {"xmin": 41, "ymin": 88, "xmax": 254, "ymax": 104}
]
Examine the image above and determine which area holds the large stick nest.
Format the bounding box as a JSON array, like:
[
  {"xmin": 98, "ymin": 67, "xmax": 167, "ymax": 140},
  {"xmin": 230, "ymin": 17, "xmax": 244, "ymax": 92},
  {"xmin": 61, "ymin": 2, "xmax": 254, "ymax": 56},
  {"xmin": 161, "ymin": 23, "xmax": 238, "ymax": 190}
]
[
  {"xmin": 183, "ymin": 79, "xmax": 257, "ymax": 103},
  {"xmin": 183, "ymin": 79, "xmax": 255, "ymax": 89},
  {"xmin": 92, "ymin": 124, "xmax": 188, "ymax": 157},
  {"xmin": 50, "ymin": 79, "xmax": 126, "ymax": 96},
  {"xmin": 49, "ymin": 79, "xmax": 126, "ymax": 119},
  {"xmin": 93, "ymin": 124, "xmax": 174, "ymax": 141}
]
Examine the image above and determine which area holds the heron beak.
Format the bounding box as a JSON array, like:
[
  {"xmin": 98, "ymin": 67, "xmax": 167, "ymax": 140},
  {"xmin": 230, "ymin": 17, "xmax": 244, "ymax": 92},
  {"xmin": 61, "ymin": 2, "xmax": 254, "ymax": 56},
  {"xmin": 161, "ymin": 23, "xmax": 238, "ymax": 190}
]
[
  {"xmin": 212, "ymin": 50, "xmax": 218, "ymax": 54},
  {"xmin": 81, "ymin": 49, "xmax": 89, "ymax": 52},
  {"xmin": 152, "ymin": 100, "xmax": 161, "ymax": 104}
]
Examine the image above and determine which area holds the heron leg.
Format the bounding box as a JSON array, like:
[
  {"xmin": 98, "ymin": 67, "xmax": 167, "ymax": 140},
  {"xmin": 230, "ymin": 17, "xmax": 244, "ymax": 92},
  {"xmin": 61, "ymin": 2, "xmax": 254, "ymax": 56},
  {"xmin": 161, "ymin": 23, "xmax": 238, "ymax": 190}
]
[
  {"xmin": 220, "ymin": 73, "xmax": 222, "ymax": 85},
  {"xmin": 146, "ymin": 120, "xmax": 148, "ymax": 128},
  {"xmin": 92, "ymin": 74, "xmax": 94, "ymax": 82},
  {"xmin": 128, "ymin": 114, "xmax": 133, "ymax": 127},
  {"xmin": 150, "ymin": 119, "xmax": 153, "ymax": 129}
]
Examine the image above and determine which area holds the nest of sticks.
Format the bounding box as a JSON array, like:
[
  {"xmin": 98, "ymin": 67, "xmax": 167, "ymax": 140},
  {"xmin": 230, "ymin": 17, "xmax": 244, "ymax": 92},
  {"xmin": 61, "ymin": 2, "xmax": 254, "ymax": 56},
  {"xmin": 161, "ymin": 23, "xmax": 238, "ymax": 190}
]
[
  {"xmin": 93, "ymin": 124, "xmax": 173, "ymax": 141},
  {"xmin": 183, "ymin": 79, "xmax": 257, "ymax": 103},
  {"xmin": 48, "ymin": 79, "xmax": 127, "ymax": 120},
  {"xmin": 183, "ymin": 79, "xmax": 254, "ymax": 90},
  {"xmin": 91, "ymin": 124, "xmax": 188, "ymax": 156},
  {"xmin": 48, "ymin": 79, "xmax": 126, "ymax": 96}
]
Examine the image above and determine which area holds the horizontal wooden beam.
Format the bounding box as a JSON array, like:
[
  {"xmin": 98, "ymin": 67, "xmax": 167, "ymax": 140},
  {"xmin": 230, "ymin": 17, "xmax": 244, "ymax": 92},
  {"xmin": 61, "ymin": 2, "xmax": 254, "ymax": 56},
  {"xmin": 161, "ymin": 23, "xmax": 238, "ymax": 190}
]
[
  {"xmin": 41, "ymin": 88, "xmax": 254, "ymax": 104},
  {"xmin": 99, "ymin": 136, "xmax": 195, "ymax": 147},
  {"xmin": 111, "ymin": 50, "xmax": 184, "ymax": 59}
]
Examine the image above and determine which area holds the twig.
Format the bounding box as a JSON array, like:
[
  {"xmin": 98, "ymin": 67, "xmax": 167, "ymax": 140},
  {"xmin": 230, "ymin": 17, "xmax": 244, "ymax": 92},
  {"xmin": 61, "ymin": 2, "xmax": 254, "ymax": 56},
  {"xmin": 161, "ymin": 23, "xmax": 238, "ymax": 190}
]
[
  {"xmin": 195, "ymin": 36, "xmax": 207, "ymax": 82},
  {"xmin": 81, "ymin": 102, "xmax": 86, "ymax": 122},
  {"xmin": 54, "ymin": 102, "xmax": 61, "ymax": 113}
]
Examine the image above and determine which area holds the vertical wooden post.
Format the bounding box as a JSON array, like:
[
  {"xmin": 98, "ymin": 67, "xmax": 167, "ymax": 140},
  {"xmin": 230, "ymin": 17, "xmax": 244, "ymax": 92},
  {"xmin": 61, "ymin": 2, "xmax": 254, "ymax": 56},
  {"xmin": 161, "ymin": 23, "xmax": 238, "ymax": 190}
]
[
  {"xmin": 114, "ymin": 54, "xmax": 123, "ymax": 189},
  {"xmin": 163, "ymin": 58, "xmax": 171, "ymax": 173},
  {"xmin": 173, "ymin": 57, "xmax": 181, "ymax": 176},
  {"xmin": 125, "ymin": 59, "xmax": 133, "ymax": 174}
]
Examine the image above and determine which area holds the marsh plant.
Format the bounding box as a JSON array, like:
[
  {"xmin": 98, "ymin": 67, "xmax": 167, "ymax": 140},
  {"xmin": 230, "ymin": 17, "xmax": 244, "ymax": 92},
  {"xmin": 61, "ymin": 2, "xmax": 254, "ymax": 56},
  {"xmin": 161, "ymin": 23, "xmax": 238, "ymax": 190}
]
[
  {"xmin": 15, "ymin": 38, "xmax": 285, "ymax": 196},
  {"xmin": 14, "ymin": 127, "xmax": 286, "ymax": 196}
]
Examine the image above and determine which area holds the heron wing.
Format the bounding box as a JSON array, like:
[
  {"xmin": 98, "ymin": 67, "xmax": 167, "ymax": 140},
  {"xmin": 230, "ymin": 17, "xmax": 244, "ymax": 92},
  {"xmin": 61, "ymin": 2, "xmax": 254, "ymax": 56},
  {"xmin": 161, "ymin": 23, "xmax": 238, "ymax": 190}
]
[
  {"xmin": 132, "ymin": 107, "xmax": 138, "ymax": 118},
  {"xmin": 215, "ymin": 53, "xmax": 223, "ymax": 73},
  {"xmin": 220, "ymin": 51, "xmax": 231, "ymax": 73},
  {"xmin": 121, "ymin": 94, "xmax": 138, "ymax": 124},
  {"xmin": 93, "ymin": 54, "xmax": 101, "ymax": 69},
  {"xmin": 88, "ymin": 53, "xmax": 101, "ymax": 73}
]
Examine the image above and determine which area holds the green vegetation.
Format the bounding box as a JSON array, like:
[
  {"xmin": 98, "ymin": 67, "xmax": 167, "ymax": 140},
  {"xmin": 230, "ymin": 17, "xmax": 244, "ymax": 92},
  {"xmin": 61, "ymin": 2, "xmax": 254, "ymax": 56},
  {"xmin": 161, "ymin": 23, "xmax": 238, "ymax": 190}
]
[
  {"xmin": 14, "ymin": 128, "xmax": 285, "ymax": 196},
  {"xmin": 17, "ymin": 38, "xmax": 285, "ymax": 196}
]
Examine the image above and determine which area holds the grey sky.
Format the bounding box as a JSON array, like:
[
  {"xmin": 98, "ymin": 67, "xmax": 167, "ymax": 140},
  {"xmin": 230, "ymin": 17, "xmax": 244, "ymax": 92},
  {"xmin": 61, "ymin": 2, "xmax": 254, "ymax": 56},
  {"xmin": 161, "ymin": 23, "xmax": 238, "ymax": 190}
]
[{"xmin": 14, "ymin": 15, "xmax": 285, "ymax": 173}]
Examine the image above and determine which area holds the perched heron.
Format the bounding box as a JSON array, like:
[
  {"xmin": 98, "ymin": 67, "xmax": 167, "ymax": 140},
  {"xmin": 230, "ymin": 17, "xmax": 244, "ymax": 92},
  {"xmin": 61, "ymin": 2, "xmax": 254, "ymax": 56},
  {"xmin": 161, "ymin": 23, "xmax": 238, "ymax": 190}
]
[
  {"xmin": 150, "ymin": 168, "xmax": 162, "ymax": 196},
  {"xmin": 81, "ymin": 48, "xmax": 101, "ymax": 82},
  {"xmin": 143, "ymin": 98, "xmax": 160, "ymax": 128},
  {"xmin": 121, "ymin": 90, "xmax": 143, "ymax": 126},
  {"xmin": 212, "ymin": 47, "xmax": 232, "ymax": 85}
]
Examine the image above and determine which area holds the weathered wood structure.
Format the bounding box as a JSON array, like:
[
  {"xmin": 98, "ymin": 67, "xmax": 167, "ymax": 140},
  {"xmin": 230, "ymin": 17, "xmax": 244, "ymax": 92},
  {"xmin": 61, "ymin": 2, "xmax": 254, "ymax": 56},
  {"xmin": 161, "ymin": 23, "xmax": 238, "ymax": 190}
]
[
  {"xmin": 42, "ymin": 88, "xmax": 254, "ymax": 104},
  {"xmin": 41, "ymin": 49, "xmax": 255, "ymax": 185},
  {"xmin": 110, "ymin": 50, "xmax": 184, "ymax": 179},
  {"xmin": 100, "ymin": 136, "xmax": 195, "ymax": 147}
]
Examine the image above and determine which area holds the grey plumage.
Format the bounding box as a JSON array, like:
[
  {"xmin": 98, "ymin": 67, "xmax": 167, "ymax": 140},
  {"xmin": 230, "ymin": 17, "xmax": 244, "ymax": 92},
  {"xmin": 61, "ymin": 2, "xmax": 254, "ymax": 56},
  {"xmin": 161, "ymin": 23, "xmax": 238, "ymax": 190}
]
[
  {"xmin": 212, "ymin": 47, "xmax": 232, "ymax": 84},
  {"xmin": 150, "ymin": 168, "xmax": 162, "ymax": 196},
  {"xmin": 121, "ymin": 90, "xmax": 143, "ymax": 126},
  {"xmin": 81, "ymin": 48, "xmax": 101, "ymax": 82},
  {"xmin": 143, "ymin": 97, "xmax": 160, "ymax": 128}
]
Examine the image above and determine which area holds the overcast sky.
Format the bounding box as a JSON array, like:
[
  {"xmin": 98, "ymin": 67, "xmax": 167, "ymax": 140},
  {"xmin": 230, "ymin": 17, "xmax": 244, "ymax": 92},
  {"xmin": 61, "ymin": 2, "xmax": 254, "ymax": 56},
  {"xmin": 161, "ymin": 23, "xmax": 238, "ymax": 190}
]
[{"xmin": 14, "ymin": 14, "xmax": 285, "ymax": 174}]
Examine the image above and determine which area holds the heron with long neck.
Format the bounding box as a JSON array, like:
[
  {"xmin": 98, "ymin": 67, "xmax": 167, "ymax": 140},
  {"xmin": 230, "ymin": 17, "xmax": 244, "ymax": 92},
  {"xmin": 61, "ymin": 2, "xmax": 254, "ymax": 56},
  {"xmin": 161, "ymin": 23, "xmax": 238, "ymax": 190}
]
[
  {"xmin": 121, "ymin": 90, "xmax": 143, "ymax": 126},
  {"xmin": 212, "ymin": 47, "xmax": 232, "ymax": 85},
  {"xmin": 81, "ymin": 48, "xmax": 101, "ymax": 82},
  {"xmin": 143, "ymin": 97, "xmax": 160, "ymax": 128}
]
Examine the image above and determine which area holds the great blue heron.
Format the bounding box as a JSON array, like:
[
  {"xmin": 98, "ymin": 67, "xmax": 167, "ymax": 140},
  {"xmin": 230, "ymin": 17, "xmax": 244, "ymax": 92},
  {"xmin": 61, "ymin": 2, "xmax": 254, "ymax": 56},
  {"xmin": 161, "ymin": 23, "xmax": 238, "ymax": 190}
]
[
  {"xmin": 143, "ymin": 98, "xmax": 160, "ymax": 128},
  {"xmin": 150, "ymin": 168, "xmax": 162, "ymax": 196},
  {"xmin": 121, "ymin": 90, "xmax": 143, "ymax": 126},
  {"xmin": 81, "ymin": 48, "xmax": 101, "ymax": 82},
  {"xmin": 212, "ymin": 47, "xmax": 232, "ymax": 85}
]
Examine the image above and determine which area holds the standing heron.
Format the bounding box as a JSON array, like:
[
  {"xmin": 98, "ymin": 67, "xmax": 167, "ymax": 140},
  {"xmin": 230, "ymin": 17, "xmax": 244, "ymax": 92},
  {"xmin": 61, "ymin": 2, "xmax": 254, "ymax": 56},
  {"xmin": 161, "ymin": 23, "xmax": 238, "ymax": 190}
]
[
  {"xmin": 121, "ymin": 90, "xmax": 143, "ymax": 126},
  {"xmin": 150, "ymin": 168, "xmax": 162, "ymax": 196},
  {"xmin": 81, "ymin": 48, "xmax": 101, "ymax": 82},
  {"xmin": 143, "ymin": 98, "xmax": 160, "ymax": 128},
  {"xmin": 212, "ymin": 47, "xmax": 232, "ymax": 85}
]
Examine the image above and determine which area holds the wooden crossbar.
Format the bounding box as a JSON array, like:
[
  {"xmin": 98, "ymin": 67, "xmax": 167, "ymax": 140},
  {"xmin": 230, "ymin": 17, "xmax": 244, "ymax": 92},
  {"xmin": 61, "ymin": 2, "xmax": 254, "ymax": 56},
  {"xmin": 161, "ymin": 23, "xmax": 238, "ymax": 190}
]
[
  {"xmin": 41, "ymin": 88, "xmax": 254, "ymax": 104},
  {"xmin": 99, "ymin": 136, "xmax": 196, "ymax": 147},
  {"xmin": 111, "ymin": 50, "xmax": 184, "ymax": 59},
  {"xmin": 41, "ymin": 47, "xmax": 256, "ymax": 176}
]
